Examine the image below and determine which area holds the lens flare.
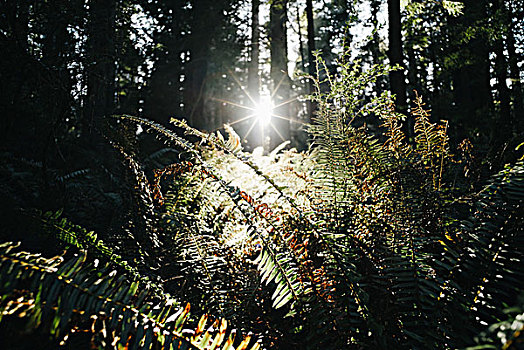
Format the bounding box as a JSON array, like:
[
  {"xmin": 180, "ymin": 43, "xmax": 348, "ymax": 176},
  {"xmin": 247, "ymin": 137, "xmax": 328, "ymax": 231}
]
[{"xmin": 255, "ymin": 97, "xmax": 273, "ymax": 126}]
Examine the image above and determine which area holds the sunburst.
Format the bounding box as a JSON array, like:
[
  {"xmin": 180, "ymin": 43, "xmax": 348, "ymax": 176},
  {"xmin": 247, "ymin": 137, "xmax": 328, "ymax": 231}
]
[{"xmin": 211, "ymin": 70, "xmax": 306, "ymax": 147}]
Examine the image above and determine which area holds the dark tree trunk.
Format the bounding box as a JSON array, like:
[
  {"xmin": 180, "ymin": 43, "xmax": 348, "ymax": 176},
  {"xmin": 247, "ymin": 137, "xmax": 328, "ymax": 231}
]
[
  {"xmin": 387, "ymin": 0, "xmax": 409, "ymax": 134},
  {"xmin": 142, "ymin": 3, "xmax": 187, "ymax": 126},
  {"xmin": 84, "ymin": 0, "xmax": 117, "ymax": 141},
  {"xmin": 0, "ymin": 1, "xmax": 30, "ymax": 146},
  {"xmin": 492, "ymin": 0, "xmax": 512, "ymax": 141},
  {"xmin": 370, "ymin": 0, "xmax": 381, "ymax": 66},
  {"xmin": 449, "ymin": 0, "xmax": 492, "ymax": 141},
  {"xmin": 248, "ymin": 0, "xmax": 260, "ymax": 102},
  {"xmin": 248, "ymin": 0, "xmax": 262, "ymax": 146},
  {"xmin": 306, "ymin": 0, "xmax": 316, "ymax": 123},
  {"xmin": 184, "ymin": 1, "xmax": 212, "ymax": 131},
  {"xmin": 296, "ymin": 4, "xmax": 306, "ymax": 73},
  {"xmin": 270, "ymin": 0, "xmax": 290, "ymax": 148},
  {"xmin": 507, "ymin": 5, "xmax": 524, "ymax": 133},
  {"xmin": 184, "ymin": 54, "xmax": 208, "ymax": 130},
  {"xmin": 369, "ymin": 0, "xmax": 384, "ymax": 95}
]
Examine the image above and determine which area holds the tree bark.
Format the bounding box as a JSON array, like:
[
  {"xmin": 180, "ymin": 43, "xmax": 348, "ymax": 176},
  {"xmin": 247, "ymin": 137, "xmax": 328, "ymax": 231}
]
[
  {"xmin": 370, "ymin": 0, "xmax": 381, "ymax": 66},
  {"xmin": 247, "ymin": 0, "xmax": 262, "ymax": 146},
  {"xmin": 248, "ymin": 0, "xmax": 260, "ymax": 102},
  {"xmin": 270, "ymin": 0, "xmax": 290, "ymax": 148},
  {"xmin": 492, "ymin": 0, "xmax": 512, "ymax": 138},
  {"xmin": 507, "ymin": 2, "xmax": 524, "ymax": 132},
  {"xmin": 296, "ymin": 4, "xmax": 306, "ymax": 73},
  {"xmin": 85, "ymin": 0, "xmax": 117, "ymax": 140},
  {"xmin": 387, "ymin": 0, "xmax": 409, "ymax": 133},
  {"xmin": 184, "ymin": 1, "xmax": 213, "ymax": 131},
  {"xmin": 449, "ymin": 0, "xmax": 492, "ymax": 141},
  {"xmin": 306, "ymin": 0, "xmax": 316, "ymax": 123}
]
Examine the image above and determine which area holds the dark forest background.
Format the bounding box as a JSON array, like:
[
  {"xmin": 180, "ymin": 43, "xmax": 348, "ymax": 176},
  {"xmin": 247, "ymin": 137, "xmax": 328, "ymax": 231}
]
[
  {"xmin": 0, "ymin": 0, "xmax": 523, "ymax": 349},
  {"xmin": 2, "ymin": 0, "xmax": 522, "ymax": 233}
]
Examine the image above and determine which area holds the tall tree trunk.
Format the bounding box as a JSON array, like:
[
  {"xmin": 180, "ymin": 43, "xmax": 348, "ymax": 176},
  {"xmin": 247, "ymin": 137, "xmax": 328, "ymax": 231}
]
[
  {"xmin": 296, "ymin": 4, "xmax": 306, "ymax": 73},
  {"xmin": 493, "ymin": 0, "xmax": 513, "ymax": 137},
  {"xmin": 450, "ymin": 0, "xmax": 491, "ymax": 141},
  {"xmin": 370, "ymin": 0, "xmax": 384, "ymax": 95},
  {"xmin": 306, "ymin": 0, "xmax": 316, "ymax": 123},
  {"xmin": 248, "ymin": 0, "xmax": 260, "ymax": 102},
  {"xmin": 184, "ymin": 52, "xmax": 208, "ymax": 130},
  {"xmin": 370, "ymin": 0, "xmax": 381, "ymax": 66},
  {"xmin": 507, "ymin": 4, "xmax": 524, "ymax": 133},
  {"xmin": 1, "ymin": 1, "xmax": 30, "ymax": 146},
  {"xmin": 184, "ymin": 1, "xmax": 212, "ymax": 131},
  {"xmin": 85, "ymin": 0, "xmax": 116, "ymax": 141},
  {"xmin": 248, "ymin": 0, "xmax": 261, "ymax": 146},
  {"xmin": 387, "ymin": 0, "xmax": 409, "ymax": 134},
  {"xmin": 492, "ymin": 0, "xmax": 512, "ymax": 139},
  {"xmin": 270, "ymin": 0, "xmax": 290, "ymax": 149}
]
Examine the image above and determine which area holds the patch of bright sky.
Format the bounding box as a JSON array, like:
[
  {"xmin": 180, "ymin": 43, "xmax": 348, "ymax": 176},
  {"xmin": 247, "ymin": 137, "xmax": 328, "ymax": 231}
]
[{"xmin": 130, "ymin": 5, "xmax": 158, "ymax": 83}]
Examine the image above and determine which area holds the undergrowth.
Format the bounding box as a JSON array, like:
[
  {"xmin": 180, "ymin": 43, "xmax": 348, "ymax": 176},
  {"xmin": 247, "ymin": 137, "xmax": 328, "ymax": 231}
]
[{"xmin": 0, "ymin": 53, "xmax": 523, "ymax": 349}]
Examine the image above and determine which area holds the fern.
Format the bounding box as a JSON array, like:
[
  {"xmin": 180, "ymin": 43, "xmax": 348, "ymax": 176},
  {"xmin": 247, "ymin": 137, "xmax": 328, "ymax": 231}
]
[
  {"xmin": 94, "ymin": 53, "xmax": 524, "ymax": 349},
  {"xmin": 115, "ymin": 114, "xmax": 306, "ymax": 312},
  {"xmin": 0, "ymin": 242, "xmax": 261, "ymax": 350},
  {"xmin": 32, "ymin": 210, "xmax": 170, "ymax": 298},
  {"xmin": 448, "ymin": 161, "xmax": 524, "ymax": 347}
]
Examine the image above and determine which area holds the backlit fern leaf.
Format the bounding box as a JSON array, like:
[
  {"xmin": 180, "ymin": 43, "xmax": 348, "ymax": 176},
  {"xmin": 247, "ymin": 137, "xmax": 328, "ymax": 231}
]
[
  {"xmin": 412, "ymin": 92, "xmax": 452, "ymax": 191},
  {"xmin": 116, "ymin": 115, "xmax": 304, "ymax": 310},
  {"xmin": 447, "ymin": 161, "xmax": 524, "ymax": 347},
  {"xmin": 0, "ymin": 242, "xmax": 261, "ymax": 350}
]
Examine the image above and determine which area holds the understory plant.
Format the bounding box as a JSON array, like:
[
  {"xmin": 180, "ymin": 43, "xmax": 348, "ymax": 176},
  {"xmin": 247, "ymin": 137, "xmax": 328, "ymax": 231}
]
[{"xmin": 0, "ymin": 52, "xmax": 523, "ymax": 349}]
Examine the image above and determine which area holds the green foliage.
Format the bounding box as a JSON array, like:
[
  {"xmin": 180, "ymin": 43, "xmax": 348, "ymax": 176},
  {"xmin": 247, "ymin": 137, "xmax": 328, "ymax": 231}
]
[
  {"xmin": 0, "ymin": 240, "xmax": 260, "ymax": 350},
  {"xmin": 110, "ymin": 55, "xmax": 523, "ymax": 348},
  {"xmin": 1, "ymin": 51, "xmax": 523, "ymax": 349}
]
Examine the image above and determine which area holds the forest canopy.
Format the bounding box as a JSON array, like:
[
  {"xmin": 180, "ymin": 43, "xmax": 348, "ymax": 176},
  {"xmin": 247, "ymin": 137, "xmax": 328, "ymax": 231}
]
[{"xmin": 0, "ymin": 0, "xmax": 523, "ymax": 349}]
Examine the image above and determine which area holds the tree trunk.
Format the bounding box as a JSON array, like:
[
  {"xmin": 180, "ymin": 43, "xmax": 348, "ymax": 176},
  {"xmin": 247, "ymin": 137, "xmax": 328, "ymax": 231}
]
[
  {"xmin": 369, "ymin": 0, "xmax": 384, "ymax": 95},
  {"xmin": 184, "ymin": 1, "xmax": 212, "ymax": 131},
  {"xmin": 0, "ymin": 1, "xmax": 30, "ymax": 146},
  {"xmin": 270, "ymin": 0, "xmax": 290, "ymax": 149},
  {"xmin": 449, "ymin": 0, "xmax": 492, "ymax": 141},
  {"xmin": 296, "ymin": 4, "xmax": 306, "ymax": 73},
  {"xmin": 492, "ymin": 0, "xmax": 512, "ymax": 139},
  {"xmin": 306, "ymin": 0, "xmax": 316, "ymax": 123},
  {"xmin": 387, "ymin": 0, "xmax": 409, "ymax": 133},
  {"xmin": 247, "ymin": 0, "xmax": 262, "ymax": 146},
  {"xmin": 85, "ymin": 0, "xmax": 117, "ymax": 141},
  {"xmin": 248, "ymin": 0, "xmax": 260, "ymax": 102},
  {"xmin": 493, "ymin": 42, "xmax": 512, "ymax": 135},
  {"xmin": 370, "ymin": 0, "xmax": 381, "ymax": 66},
  {"xmin": 507, "ymin": 4, "xmax": 524, "ymax": 133}
]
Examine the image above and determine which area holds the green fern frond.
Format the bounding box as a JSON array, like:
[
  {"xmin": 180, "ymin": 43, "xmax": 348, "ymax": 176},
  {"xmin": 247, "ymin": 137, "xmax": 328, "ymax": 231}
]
[
  {"xmin": 117, "ymin": 115, "xmax": 306, "ymax": 310},
  {"xmin": 448, "ymin": 161, "xmax": 524, "ymax": 347},
  {"xmin": 412, "ymin": 93, "xmax": 452, "ymax": 191},
  {"xmin": 35, "ymin": 210, "xmax": 167, "ymax": 296},
  {"xmin": 0, "ymin": 242, "xmax": 260, "ymax": 350}
]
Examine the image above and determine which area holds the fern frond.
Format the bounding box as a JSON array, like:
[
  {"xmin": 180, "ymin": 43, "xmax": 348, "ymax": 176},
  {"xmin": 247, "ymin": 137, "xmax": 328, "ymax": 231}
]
[
  {"xmin": 0, "ymin": 242, "xmax": 260, "ymax": 350},
  {"xmin": 116, "ymin": 115, "xmax": 305, "ymax": 310},
  {"xmin": 448, "ymin": 161, "xmax": 524, "ymax": 347},
  {"xmin": 412, "ymin": 93, "xmax": 452, "ymax": 191},
  {"xmin": 35, "ymin": 210, "xmax": 167, "ymax": 296},
  {"xmin": 170, "ymin": 117, "xmax": 306, "ymax": 224}
]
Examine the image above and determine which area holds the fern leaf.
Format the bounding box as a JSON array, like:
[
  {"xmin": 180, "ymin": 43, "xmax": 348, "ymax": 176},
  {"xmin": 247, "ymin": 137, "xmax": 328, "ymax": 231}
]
[{"xmin": 0, "ymin": 242, "xmax": 261, "ymax": 350}]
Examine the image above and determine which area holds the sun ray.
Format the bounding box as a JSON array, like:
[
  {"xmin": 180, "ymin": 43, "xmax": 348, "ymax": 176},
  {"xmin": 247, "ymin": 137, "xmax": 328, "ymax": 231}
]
[
  {"xmin": 272, "ymin": 96, "xmax": 298, "ymax": 109},
  {"xmin": 269, "ymin": 123, "xmax": 286, "ymax": 142},
  {"xmin": 211, "ymin": 97, "xmax": 256, "ymax": 112},
  {"xmin": 271, "ymin": 72, "xmax": 288, "ymax": 99},
  {"xmin": 243, "ymin": 120, "xmax": 259, "ymax": 142},
  {"xmin": 270, "ymin": 113, "xmax": 308, "ymax": 126},
  {"xmin": 227, "ymin": 68, "xmax": 257, "ymax": 106},
  {"xmin": 227, "ymin": 113, "xmax": 256, "ymax": 127}
]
